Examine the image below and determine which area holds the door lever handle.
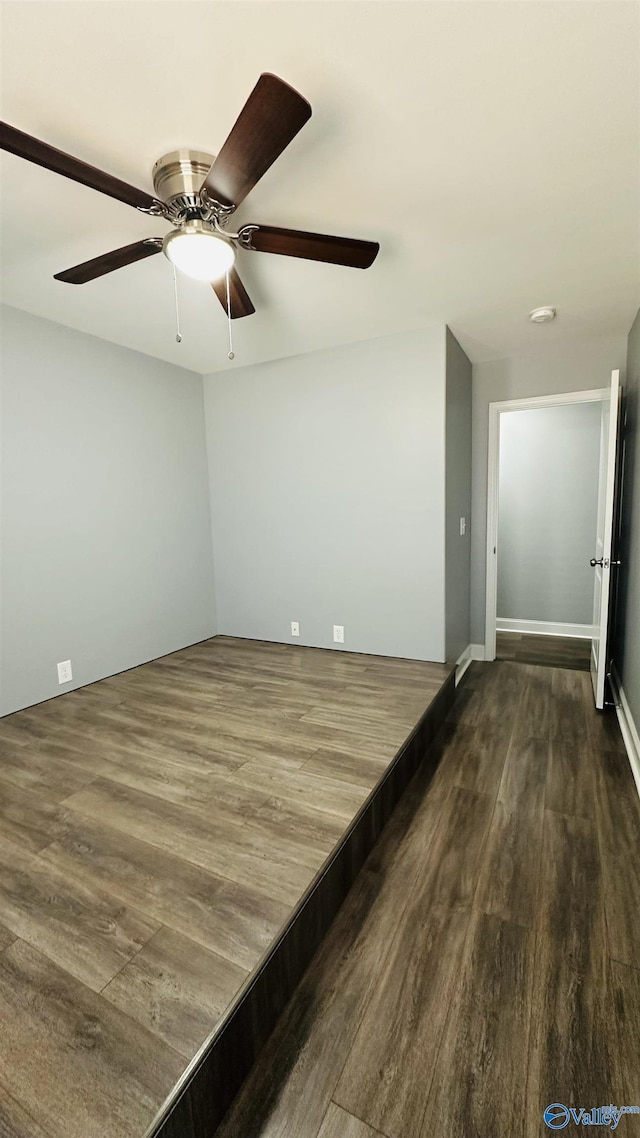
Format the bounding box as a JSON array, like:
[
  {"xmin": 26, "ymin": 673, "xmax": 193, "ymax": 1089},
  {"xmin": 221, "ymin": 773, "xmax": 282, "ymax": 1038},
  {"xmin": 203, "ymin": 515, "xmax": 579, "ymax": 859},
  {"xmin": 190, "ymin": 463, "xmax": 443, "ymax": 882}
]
[{"xmin": 590, "ymin": 558, "xmax": 604, "ymax": 567}]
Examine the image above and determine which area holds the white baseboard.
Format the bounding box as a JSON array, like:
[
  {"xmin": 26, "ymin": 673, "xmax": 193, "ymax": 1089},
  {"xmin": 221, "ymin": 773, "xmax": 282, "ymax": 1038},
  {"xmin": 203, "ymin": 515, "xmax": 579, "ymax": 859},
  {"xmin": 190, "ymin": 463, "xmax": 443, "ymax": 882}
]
[
  {"xmin": 455, "ymin": 643, "xmax": 487, "ymax": 682},
  {"xmin": 455, "ymin": 645, "xmax": 472, "ymax": 685},
  {"xmin": 610, "ymin": 668, "xmax": 640, "ymax": 802},
  {"xmin": 496, "ymin": 618, "xmax": 594, "ymax": 640}
]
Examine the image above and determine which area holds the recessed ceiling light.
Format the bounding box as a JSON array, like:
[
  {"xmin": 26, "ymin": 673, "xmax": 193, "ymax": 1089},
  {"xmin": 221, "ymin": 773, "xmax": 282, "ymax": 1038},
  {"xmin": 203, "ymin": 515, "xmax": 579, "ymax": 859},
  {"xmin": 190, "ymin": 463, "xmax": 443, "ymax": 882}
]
[{"xmin": 529, "ymin": 306, "xmax": 556, "ymax": 323}]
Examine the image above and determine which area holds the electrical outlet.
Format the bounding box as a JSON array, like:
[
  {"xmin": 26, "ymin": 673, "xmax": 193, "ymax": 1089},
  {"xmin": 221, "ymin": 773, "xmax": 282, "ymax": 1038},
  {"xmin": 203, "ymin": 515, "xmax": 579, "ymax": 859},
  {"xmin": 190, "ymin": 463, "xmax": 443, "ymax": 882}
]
[
  {"xmin": 460, "ymin": 517, "xmax": 467, "ymax": 536},
  {"xmin": 57, "ymin": 660, "xmax": 72, "ymax": 684},
  {"xmin": 333, "ymin": 625, "xmax": 344, "ymax": 644},
  {"xmin": 291, "ymin": 621, "xmax": 300, "ymax": 637}
]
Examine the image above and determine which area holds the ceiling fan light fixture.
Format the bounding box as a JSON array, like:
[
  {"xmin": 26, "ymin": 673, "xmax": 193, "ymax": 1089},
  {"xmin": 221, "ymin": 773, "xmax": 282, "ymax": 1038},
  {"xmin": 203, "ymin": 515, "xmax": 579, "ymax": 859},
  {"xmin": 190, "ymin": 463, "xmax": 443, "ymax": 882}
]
[{"xmin": 163, "ymin": 222, "xmax": 236, "ymax": 282}]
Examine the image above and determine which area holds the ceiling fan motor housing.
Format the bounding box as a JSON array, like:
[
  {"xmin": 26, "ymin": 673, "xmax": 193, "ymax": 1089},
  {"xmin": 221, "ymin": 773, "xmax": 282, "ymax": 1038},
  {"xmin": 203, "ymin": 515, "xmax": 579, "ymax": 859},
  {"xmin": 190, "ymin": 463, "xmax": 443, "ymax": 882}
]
[{"xmin": 152, "ymin": 149, "xmax": 215, "ymax": 218}]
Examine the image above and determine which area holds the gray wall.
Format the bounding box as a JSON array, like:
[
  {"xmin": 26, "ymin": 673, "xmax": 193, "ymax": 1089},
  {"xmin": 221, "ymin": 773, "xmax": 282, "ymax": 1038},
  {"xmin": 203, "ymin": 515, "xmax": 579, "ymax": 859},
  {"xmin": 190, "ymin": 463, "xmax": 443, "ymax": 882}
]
[
  {"xmin": 614, "ymin": 309, "xmax": 640, "ymax": 726},
  {"xmin": 497, "ymin": 403, "xmax": 601, "ymax": 625},
  {"xmin": 445, "ymin": 328, "xmax": 472, "ymax": 662},
  {"xmin": 470, "ymin": 335, "xmax": 628, "ymax": 644},
  {"xmin": 204, "ymin": 328, "xmax": 447, "ymax": 661},
  {"xmin": 0, "ymin": 305, "xmax": 216, "ymax": 716}
]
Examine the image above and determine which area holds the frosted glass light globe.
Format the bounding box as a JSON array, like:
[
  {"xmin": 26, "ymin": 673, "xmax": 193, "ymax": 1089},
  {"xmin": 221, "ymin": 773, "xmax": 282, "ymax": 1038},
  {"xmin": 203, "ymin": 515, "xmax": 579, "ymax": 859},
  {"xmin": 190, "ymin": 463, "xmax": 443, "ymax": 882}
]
[{"xmin": 163, "ymin": 224, "xmax": 236, "ymax": 282}]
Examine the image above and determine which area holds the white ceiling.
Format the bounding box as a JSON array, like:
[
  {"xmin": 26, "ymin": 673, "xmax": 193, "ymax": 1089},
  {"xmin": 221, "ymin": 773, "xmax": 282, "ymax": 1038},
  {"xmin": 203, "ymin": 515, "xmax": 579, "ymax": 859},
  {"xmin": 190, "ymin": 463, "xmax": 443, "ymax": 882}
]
[{"xmin": 1, "ymin": 0, "xmax": 639, "ymax": 374}]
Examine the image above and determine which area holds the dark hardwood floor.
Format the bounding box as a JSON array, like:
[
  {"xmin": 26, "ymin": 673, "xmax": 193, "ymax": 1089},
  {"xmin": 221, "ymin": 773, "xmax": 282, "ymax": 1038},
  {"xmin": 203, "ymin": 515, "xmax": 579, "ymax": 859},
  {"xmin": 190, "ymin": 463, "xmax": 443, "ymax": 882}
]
[
  {"xmin": 496, "ymin": 630, "xmax": 591, "ymax": 670},
  {"xmin": 0, "ymin": 637, "xmax": 450, "ymax": 1138},
  {"xmin": 215, "ymin": 660, "xmax": 640, "ymax": 1138}
]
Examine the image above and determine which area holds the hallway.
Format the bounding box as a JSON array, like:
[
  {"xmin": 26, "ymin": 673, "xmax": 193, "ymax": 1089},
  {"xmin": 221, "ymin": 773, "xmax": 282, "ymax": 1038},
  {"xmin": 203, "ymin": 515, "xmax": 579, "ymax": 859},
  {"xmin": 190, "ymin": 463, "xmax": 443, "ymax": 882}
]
[{"xmin": 216, "ymin": 659, "xmax": 640, "ymax": 1138}]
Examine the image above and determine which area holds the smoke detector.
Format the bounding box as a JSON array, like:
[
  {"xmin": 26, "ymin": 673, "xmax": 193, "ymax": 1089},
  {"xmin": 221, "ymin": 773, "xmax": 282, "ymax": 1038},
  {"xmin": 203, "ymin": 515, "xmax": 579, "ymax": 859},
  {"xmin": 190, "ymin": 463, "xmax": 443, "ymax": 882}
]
[{"xmin": 529, "ymin": 306, "xmax": 556, "ymax": 324}]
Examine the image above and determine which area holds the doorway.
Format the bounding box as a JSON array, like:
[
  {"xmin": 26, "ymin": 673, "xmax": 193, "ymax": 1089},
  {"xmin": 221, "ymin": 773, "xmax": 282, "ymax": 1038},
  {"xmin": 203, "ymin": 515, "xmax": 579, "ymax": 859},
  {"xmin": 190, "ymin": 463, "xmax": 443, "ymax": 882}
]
[{"xmin": 485, "ymin": 388, "xmax": 608, "ymax": 669}]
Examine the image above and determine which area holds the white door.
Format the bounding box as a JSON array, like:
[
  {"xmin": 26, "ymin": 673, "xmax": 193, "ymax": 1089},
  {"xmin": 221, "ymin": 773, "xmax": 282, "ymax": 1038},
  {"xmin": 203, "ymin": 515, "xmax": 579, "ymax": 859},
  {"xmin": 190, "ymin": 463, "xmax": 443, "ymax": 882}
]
[{"xmin": 590, "ymin": 369, "xmax": 622, "ymax": 709}]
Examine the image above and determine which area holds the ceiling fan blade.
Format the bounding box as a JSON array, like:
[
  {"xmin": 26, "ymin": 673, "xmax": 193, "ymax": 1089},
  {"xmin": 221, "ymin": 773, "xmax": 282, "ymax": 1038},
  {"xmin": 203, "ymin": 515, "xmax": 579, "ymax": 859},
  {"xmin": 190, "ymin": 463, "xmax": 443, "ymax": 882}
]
[
  {"xmin": 244, "ymin": 225, "xmax": 380, "ymax": 269},
  {"xmin": 0, "ymin": 121, "xmax": 158, "ymax": 211},
  {"xmin": 54, "ymin": 240, "xmax": 162, "ymax": 284},
  {"xmin": 201, "ymin": 74, "xmax": 311, "ymax": 209},
  {"xmin": 211, "ymin": 269, "xmax": 255, "ymax": 319}
]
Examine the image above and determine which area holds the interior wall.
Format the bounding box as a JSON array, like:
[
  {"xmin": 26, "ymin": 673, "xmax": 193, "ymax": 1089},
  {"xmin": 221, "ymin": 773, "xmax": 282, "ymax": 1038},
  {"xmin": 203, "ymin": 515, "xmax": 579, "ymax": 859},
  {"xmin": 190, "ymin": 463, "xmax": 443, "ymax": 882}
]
[
  {"xmin": 614, "ymin": 308, "xmax": 640, "ymax": 727},
  {"xmin": 0, "ymin": 305, "xmax": 216, "ymax": 716},
  {"xmin": 204, "ymin": 328, "xmax": 447, "ymax": 662},
  {"xmin": 497, "ymin": 403, "xmax": 601, "ymax": 626},
  {"xmin": 445, "ymin": 328, "xmax": 472, "ymax": 662},
  {"xmin": 470, "ymin": 335, "xmax": 628, "ymax": 645}
]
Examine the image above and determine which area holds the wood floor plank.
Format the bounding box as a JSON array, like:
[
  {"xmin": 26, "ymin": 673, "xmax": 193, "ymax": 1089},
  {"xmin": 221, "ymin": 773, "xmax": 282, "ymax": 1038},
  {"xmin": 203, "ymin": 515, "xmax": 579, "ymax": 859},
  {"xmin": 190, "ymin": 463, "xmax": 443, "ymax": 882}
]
[
  {"xmin": 594, "ymin": 748, "xmax": 640, "ymax": 967},
  {"xmin": 232, "ymin": 763, "xmax": 369, "ymax": 820},
  {"xmin": 60, "ymin": 715, "xmax": 230, "ymax": 762},
  {"xmin": 318, "ymin": 1103, "xmax": 385, "ymax": 1138},
  {"xmin": 550, "ymin": 666, "xmax": 587, "ymax": 702},
  {"xmin": 102, "ymin": 926, "xmax": 247, "ymax": 1059},
  {"xmin": 42, "ymin": 813, "xmax": 289, "ymax": 971},
  {"xmin": 0, "ymin": 1083, "xmax": 52, "ymax": 1138},
  {"xmin": 334, "ymin": 903, "xmax": 469, "ymax": 1138},
  {"xmin": 0, "ymin": 781, "xmax": 67, "ymax": 854},
  {"xmin": 511, "ymin": 664, "xmax": 551, "ymax": 740},
  {"xmin": 474, "ymin": 736, "xmax": 546, "ymax": 927},
  {"xmin": 549, "ymin": 672, "xmax": 589, "ymax": 745},
  {"xmin": 59, "ymin": 735, "xmax": 250, "ymax": 788},
  {"xmin": 526, "ymin": 810, "xmax": 617, "ymax": 1132},
  {"xmin": 470, "ymin": 660, "xmax": 525, "ymax": 721},
  {"xmin": 0, "ymin": 834, "xmax": 159, "ymax": 992},
  {"xmin": 299, "ymin": 704, "xmax": 416, "ymax": 744},
  {"xmin": 7, "ymin": 731, "xmax": 245, "ymax": 780},
  {"xmin": 334, "ymin": 787, "xmax": 494, "ymax": 1138},
  {"xmin": 72, "ymin": 752, "xmax": 272, "ymax": 816},
  {"xmin": 0, "ymin": 714, "xmax": 57, "ymax": 749},
  {"xmin": 545, "ymin": 735, "xmax": 596, "ymax": 820},
  {"xmin": 610, "ymin": 961, "xmax": 640, "ymax": 1103},
  {"xmin": 87, "ymin": 700, "xmax": 213, "ymax": 738},
  {"xmin": 0, "ymin": 747, "xmax": 94, "ymax": 800},
  {"xmin": 0, "ymin": 939, "xmax": 184, "ymax": 1138},
  {"xmin": 444, "ymin": 720, "xmax": 512, "ymax": 798},
  {"xmin": 301, "ymin": 748, "xmax": 388, "ymax": 789},
  {"xmin": 251, "ymin": 796, "xmax": 348, "ymax": 851},
  {"xmin": 63, "ymin": 779, "xmax": 327, "ymax": 905},
  {"xmin": 302, "ymin": 735, "xmax": 398, "ymax": 764},
  {"xmin": 420, "ymin": 911, "xmax": 535, "ymax": 1138}
]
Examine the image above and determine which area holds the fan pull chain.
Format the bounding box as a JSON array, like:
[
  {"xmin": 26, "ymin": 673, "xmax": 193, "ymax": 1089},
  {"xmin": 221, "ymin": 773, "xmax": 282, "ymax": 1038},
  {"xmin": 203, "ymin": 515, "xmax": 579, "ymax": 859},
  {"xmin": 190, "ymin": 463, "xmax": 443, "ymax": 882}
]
[
  {"xmin": 173, "ymin": 266, "xmax": 182, "ymax": 343},
  {"xmin": 225, "ymin": 271, "xmax": 235, "ymax": 360}
]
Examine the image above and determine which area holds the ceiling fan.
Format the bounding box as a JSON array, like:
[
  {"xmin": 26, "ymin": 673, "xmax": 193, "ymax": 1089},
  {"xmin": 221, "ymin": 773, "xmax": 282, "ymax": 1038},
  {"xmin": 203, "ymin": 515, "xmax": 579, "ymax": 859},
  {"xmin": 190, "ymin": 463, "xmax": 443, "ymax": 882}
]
[{"xmin": 0, "ymin": 74, "xmax": 380, "ymax": 321}]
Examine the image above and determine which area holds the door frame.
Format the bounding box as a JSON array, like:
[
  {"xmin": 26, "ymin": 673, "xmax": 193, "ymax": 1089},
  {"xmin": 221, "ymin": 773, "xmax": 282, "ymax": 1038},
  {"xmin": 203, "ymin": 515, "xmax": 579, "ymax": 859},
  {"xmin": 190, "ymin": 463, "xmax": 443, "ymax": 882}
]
[{"xmin": 484, "ymin": 387, "xmax": 609, "ymax": 661}]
